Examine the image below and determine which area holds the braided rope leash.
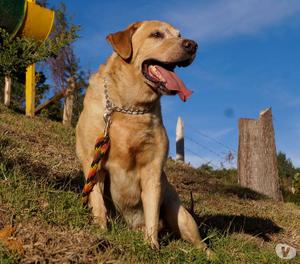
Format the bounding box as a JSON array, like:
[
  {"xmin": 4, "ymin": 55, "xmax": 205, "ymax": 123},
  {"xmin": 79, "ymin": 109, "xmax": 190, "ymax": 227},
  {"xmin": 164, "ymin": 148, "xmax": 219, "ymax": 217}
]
[
  {"xmin": 82, "ymin": 78, "xmax": 152, "ymax": 205},
  {"xmin": 82, "ymin": 133, "xmax": 110, "ymax": 205}
]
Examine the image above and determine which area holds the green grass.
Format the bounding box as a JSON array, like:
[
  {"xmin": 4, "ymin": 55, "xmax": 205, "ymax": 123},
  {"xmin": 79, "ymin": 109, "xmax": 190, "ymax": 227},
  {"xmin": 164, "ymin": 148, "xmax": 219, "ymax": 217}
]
[
  {"xmin": 1, "ymin": 152, "xmax": 299, "ymax": 263},
  {"xmin": 0, "ymin": 245, "xmax": 20, "ymax": 264},
  {"xmin": 0, "ymin": 164, "xmax": 89, "ymax": 229},
  {"xmin": 0, "ymin": 104, "xmax": 299, "ymax": 263}
]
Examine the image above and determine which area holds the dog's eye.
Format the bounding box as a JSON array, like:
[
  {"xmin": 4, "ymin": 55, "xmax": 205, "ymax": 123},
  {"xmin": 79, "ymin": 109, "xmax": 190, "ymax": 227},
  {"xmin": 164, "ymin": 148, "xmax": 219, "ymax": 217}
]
[{"xmin": 149, "ymin": 31, "xmax": 164, "ymax": 39}]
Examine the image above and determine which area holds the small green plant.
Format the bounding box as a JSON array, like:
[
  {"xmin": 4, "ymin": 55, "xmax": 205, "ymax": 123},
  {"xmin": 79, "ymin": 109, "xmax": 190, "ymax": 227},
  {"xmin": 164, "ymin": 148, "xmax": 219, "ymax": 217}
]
[
  {"xmin": 277, "ymin": 152, "xmax": 296, "ymax": 179},
  {"xmin": 0, "ymin": 245, "xmax": 20, "ymax": 264},
  {"xmin": 0, "ymin": 25, "xmax": 78, "ymax": 79},
  {"xmin": 292, "ymin": 173, "xmax": 300, "ymax": 193}
]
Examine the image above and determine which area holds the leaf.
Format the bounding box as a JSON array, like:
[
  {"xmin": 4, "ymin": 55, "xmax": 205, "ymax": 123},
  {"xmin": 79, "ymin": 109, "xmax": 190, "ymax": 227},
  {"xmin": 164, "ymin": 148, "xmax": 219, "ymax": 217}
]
[
  {"xmin": 0, "ymin": 225, "xmax": 23, "ymax": 254},
  {"xmin": 0, "ymin": 225, "xmax": 15, "ymax": 239},
  {"xmin": 1, "ymin": 238, "xmax": 24, "ymax": 254}
]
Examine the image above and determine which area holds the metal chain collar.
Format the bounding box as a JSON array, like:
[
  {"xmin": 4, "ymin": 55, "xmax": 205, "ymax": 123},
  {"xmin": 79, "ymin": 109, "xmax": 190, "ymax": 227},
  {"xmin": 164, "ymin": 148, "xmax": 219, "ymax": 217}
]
[{"xmin": 103, "ymin": 77, "xmax": 152, "ymax": 136}]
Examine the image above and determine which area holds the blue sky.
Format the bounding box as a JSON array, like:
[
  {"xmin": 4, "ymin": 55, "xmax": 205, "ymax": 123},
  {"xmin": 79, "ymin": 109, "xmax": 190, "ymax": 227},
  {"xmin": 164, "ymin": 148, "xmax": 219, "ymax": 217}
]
[{"xmin": 50, "ymin": 0, "xmax": 300, "ymax": 168}]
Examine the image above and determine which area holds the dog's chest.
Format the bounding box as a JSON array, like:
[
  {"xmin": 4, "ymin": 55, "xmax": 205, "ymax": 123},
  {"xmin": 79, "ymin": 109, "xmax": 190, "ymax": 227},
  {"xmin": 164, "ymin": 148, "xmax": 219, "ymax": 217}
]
[
  {"xmin": 103, "ymin": 114, "xmax": 168, "ymax": 224},
  {"xmin": 107, "ymin": 114, "xmax": 167, "ymax": 170}
]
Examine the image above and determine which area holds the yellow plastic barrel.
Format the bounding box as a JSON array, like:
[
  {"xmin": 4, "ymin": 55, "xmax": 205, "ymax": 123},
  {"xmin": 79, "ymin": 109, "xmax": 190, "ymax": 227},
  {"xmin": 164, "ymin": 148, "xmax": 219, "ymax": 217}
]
[
  {"xmin": 19, "ymin": 1, "xmax": 55, "ymax": 41},
  {"xmin": 0, "ymin": 0, "xmax": 27, "ymax": 39}
]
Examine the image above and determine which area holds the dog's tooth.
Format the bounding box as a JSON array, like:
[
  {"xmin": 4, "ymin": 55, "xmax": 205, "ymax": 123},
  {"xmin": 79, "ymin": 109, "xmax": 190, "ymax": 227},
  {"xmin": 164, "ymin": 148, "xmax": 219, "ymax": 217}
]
[
  {"xmin": 149, "ymin": 66, "xmax": 156, "ymax": 78},
  {"xmin": 150, "ymin": 65, "xmax": 157, "ymax": 74},
  {"xmin": 149, "ymin": 65, "xmax": 159, "ymax": 76},
  {"xmin": 149, "ymin": 66, "xmax": 154, "ymax": 73},
  {"xmin": 148, "ymin": 65, "xmax": 165, "ymax": 82},
  {"xmin": 154, "ymin": 69, "xmax": 165, "ymax": 81}
]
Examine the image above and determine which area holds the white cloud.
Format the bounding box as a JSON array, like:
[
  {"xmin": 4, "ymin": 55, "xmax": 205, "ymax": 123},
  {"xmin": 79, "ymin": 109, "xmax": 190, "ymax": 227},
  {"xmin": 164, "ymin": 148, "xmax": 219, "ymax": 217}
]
[
  {"xmin": 74, "ymin": 32, "xmax": 109, "ymax": 70},
  {"xmin": 201, "ymin": 127, "xmax": 235, "ymax": 140},
  {"xmin": 262, "ymin": 79, "xmax": 300, "ymax": 108},
  {"xmin": 166, "ymin": 0, "xmax": 300, "ymax": 42},
  {"xmin": 290, "ymin": 153, "xmax": 300, "ymax": 168},
  {"xmin": 278, "ymin": 92, "xmax": 300, "ymax": 108},
  {"xmin": 178, "ymin": 153, "xmax": 236, "ymax": 169},
  {"xmin": 183, "ymin": 154, "xmax": 217, "ymax": 168}
]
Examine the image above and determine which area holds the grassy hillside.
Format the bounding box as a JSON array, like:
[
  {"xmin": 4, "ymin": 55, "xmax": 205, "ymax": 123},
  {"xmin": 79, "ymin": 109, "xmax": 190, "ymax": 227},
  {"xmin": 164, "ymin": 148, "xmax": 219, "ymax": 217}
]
[{"xmin": 0, "ymin": 104, "xmax": 299, "ymax": 263}]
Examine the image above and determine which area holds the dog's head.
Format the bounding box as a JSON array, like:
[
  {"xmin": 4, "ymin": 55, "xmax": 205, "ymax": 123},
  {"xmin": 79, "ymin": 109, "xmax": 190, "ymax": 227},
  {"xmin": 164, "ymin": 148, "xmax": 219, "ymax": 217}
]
[{"xmin": 106, "ymin": 20, "xmax": 198, "ymax": 101}]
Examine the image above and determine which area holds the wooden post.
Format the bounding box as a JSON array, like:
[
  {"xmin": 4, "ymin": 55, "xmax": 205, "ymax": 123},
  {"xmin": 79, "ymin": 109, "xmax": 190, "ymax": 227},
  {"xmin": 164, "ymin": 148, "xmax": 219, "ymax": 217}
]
[
  {"xmin": 4, "ymin": 75, "xmax": 12, "ymax": 107},
  {"xmin": 238, "ymin": 108, "xmax": 283, "ymax": 201},
  {"xmin": 63, "ymin": 77, "xmax": 76, "ymax": 126},
  {"xmin": 176, "ymin": 116, "xmax": 185, "ymax": 162},
  {"xmin": 25, "ymin": 64, "xmax": 36, "ymax": 117},
  {"xmin": 25, "ymin": 0, "xmax": 36, "ymax": 117},
  {"xmin": 35, "ymin": 90, "xmax": 65, "ymax": 115}
]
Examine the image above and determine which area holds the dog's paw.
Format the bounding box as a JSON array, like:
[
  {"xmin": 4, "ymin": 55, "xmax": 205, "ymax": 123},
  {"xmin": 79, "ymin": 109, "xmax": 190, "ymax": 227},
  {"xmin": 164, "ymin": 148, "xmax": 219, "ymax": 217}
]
[
  {"xmin": 144, "ymin": 232, "xmax": 160, "ymax": 250},
  {"xmin": 195, "ymin": 242, "xmax": 217, "ymax": 262},
  {"xmin": 150, "ymin": 239, "xmax": 160, "ymax": 250},
  {"xmin": 93, "ymin": 216, "xmax": 108, "ymax": 230},
  {"xmin": 205, "ymin": 248, "xmax": 218, "ymax": 262}
]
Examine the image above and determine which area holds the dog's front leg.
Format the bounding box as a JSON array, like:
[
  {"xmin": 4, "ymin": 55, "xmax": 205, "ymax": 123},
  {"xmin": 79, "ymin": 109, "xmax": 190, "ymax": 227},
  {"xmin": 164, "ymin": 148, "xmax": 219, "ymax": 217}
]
[
  {"xmin": 89, "ymin": 179, "xmax": 107, "ymax": 229},
  {"xmin": 82, "ymin": 161, "xmax": 107, "ymax": 229},
  {"xmin": 140, "ymin": 166, "xmax": 163, "ymax": 249}
]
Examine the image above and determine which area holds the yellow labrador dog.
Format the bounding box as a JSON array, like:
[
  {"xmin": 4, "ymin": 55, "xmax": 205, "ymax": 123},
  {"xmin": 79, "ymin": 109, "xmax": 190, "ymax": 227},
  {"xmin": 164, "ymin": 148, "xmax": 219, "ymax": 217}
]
[{"xmin": 76, "ymin": 20, "xmax": 213, "ymax": 257}]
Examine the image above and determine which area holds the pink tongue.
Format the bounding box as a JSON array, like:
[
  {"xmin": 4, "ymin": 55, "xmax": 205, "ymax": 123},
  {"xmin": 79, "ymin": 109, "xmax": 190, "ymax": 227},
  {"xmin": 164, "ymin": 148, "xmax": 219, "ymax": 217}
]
[{"xmin": 155, "ymin": 66, "xmax": 193, "ymax": 102}]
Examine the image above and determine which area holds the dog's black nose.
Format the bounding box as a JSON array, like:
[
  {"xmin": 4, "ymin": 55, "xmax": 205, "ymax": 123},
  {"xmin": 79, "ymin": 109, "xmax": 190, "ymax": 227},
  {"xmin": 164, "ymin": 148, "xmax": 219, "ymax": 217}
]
[{"xmin": 182, "ymin": 39, "xmax": 198, "ymax": 55}]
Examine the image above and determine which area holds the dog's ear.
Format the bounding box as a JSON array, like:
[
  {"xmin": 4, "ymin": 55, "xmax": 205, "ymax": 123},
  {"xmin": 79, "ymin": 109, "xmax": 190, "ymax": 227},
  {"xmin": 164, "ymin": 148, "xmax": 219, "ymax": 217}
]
[{"xmin": 106, "ymin": 22, "xmax": 141, "ymax": 61}]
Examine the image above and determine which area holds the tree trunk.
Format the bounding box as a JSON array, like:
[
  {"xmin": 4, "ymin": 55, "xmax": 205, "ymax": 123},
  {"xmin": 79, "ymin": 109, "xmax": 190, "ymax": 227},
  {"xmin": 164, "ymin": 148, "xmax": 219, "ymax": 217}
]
[
  {"xmin": 238, "ymin": 108, "xmax": 283, "ymax": 201},
  {"xmin": 4, "ymin": 75, "xmax": 12, "ymax": 107},
  {"xmin": 176, "ymin": 116, "xmax": 185, "ymax": 162},
  {"xmin": 63, "ymin": 77, "xmax": 76, "ymax": 126},
  {"xmin": 35, "ymin": 90, "xmax": 65, "ymax": 115}
]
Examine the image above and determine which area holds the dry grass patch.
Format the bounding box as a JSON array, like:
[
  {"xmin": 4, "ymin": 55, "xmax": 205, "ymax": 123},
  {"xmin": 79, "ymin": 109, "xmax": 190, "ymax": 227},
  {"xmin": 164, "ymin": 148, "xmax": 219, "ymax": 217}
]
[{"xmin": 0, "ymin": 105, "xmax": 299, "ymax": 263}]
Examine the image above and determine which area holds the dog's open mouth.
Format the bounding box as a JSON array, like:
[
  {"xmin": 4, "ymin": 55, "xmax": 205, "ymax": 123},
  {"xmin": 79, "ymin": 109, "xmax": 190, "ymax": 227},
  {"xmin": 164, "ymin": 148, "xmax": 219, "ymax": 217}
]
[{"xmin": 142, "ymin": 59, "xmax": 193, "ymax": 102}]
